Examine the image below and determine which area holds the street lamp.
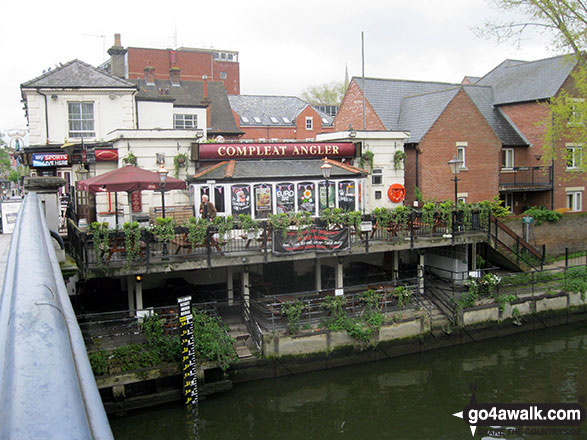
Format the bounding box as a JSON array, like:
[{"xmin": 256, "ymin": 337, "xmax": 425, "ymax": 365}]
[
  {"xmin": 321, "ymin": 158, "xmax": 333, "ymax": 211},
  {"xmin": 448, "ymin": 155, "xmax": 464, "ymax": 204},
  {"xmin": 158, "ymin": 164, "xmax": 168, "ymax": 218}
]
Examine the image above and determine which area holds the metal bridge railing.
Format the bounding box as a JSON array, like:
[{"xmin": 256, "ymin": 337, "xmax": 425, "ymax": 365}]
[{"xmin": 0, "ymin": 193, "xmax": 113, "ymax": 440}]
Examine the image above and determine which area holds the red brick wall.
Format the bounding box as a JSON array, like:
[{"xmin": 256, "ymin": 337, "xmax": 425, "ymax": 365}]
[
  {"xmin": 334, "ymin": 80, "xmax": 386, "ymax": 131},
  {"xmin": 500, "ymin": 74, "xmax": 585, "ymax": 211},
  {"xmin": 127, "ymin": 48, "xmax": 240, "ymax": 94},
  {"xmin": 413, "ymin": 89, "xmax": 502, "ymax": 203}
]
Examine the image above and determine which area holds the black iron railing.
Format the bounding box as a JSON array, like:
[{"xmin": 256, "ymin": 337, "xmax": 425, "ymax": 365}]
[{"xmin": 499, "ymin": 166, "xmax": 553, "ymax": 191}]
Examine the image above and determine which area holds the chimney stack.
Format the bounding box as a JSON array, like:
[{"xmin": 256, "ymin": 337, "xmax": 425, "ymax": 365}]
[
  {"xmin": 107, "ymin": 33, "xmax": 127, "ymax": 79},
  {"xmin": 201, "ymin": 75, "xmax": 212, "ymax": 128}
]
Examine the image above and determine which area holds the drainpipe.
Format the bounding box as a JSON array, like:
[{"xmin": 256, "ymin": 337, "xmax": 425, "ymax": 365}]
[{"xmin": 37, "ymin": 90, "xmax": 50, "ymax": 144}]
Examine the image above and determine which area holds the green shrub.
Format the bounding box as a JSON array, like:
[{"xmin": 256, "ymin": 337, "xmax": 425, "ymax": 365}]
[{"xmin": 522, "ymin": 206, "xmax": 562, "ymax": 225}]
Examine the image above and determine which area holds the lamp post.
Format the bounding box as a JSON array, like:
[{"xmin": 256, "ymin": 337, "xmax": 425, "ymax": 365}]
[
  {"xmin": 448, "ymin": 155, "xmax": 464, "ymax": 204},
  {"xmin": 158, "ymin": 165, "xmax": 168, "ymax": 218},
  {"xmin": 321, "ymin": 158, "xmax": 333, "ymax": 212}
]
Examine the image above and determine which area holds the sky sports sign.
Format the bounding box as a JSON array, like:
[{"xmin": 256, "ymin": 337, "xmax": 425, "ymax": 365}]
[{"xmin": 453, "ymin": 391, "xmax": 585, "ymax": 437}]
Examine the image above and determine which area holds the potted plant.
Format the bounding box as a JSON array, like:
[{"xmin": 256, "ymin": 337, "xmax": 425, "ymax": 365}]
[
  {"xmin": 186, "ymin": 216, "xmax": 210, "ymax": 247},
  {"xmin": 393, "ymin": 150, "xmax": 406, "ymax": 170},
  {"xmin": 173, "ymin": 153, "xmax": 188, "ymax": 178},
  {"xmin": 238, "ymin": 214, "xmax": 259, "ymax": 238},
  {"xmin": 123, "ymin": 151, "xmax": 137, "ymax": 166},
  {"xmin": 151, "ymin": 217, "xmax": 176, "ymax": 243},
  {"xmin": 123, "ymin": 221, "xmax": 142, "ymax": 265},
  {"xmin": 359, "ymin": 150, "xmax": 374, "ymax": 170}
]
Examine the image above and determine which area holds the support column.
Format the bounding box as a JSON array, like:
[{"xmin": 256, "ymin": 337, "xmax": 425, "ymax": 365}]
[
  {"xmin": 135, "ymin": 277, "xmax": 143, "ymax": 311},
  {"xmin": 417, "ymin": 253, "xmax": 425, "ymax": 294},
  {"xmin": 243, "ymin": 267, "xmax": 250, "ymax": 317},
  {"xmin": 315, "ymin": 258, "xmax": 322, "ymax": 291},
  {"xmin": 227, "ymin": 266, "xmax": 234, "ymax": 306},
  {"xmin": 127, "ymin": 275, "xmax": 135, "ymax": 316},
  {"xmin": 392, "ymin": 251, "xmax": 399, "ymax": 281},
  {"xmin": 471, "ymin": 243, "xmax": 477, "ymax": 271},
  {"xmin": 335, "ymin": 258, "xmax": 344, "ymax": 290}
]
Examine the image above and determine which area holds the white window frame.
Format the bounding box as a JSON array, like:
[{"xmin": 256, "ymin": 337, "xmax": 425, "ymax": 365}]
[
  {"xmin": 305, "ymin": 117, "xmax": 313, "ymax": 130},
  {"xmin": 568, "ymin": 98, "xmax": 585, "ymax": 126},
  {"xmin": 457, "ymin": 143, "xmax": 467, "ymax": 169},
  {"xmin": 566, "ymin": 190, "xmax": 583, "ymax": 212},
  {"xmin": 372, "ymin": 168, "xmax": 383, "ymax": 185},
  {"xmin": 219, "ymin": 72, "xmax": 227, "ymax": 80},
  {"xmin": 173, "ymin": 114, "xmax": 198, "ymax": 130},
  {"xmin": 68, "ymin": 101, "xmax": 95, "ymax": 139},
  {"xmin": 566, "ymin": 145, "xmax": 583, "ymax": 170},
  {"xmin": 502, "ymin": 148, "xmax": 514, "ymax": 170},
  {"xmin": 504, "ymin": 193, "xmax": 514, "ymax": 213}
]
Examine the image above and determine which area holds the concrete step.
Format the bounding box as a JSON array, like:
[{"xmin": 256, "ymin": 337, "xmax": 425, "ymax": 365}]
[{"xmin": 236, "ymin": 345, "xmax": 253, "ymax": 359}]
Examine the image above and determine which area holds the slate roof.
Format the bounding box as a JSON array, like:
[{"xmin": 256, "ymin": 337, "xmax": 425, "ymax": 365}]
[
  {"xmin": 476, "ymin": 55, "xmax": 577, "ymax": 105},
  {"xmin": 228, "ymin": 95, "xmax": 334, "ymax": 126},
  {"xmin": 190, "ymin": 158, "xmax": 365, "ymax": 182},
  {"xmin": 134, "ymin": 79, "xmax": 242, "ymax": 135},
  {"xmin": 21, "ymin": 59, "xmax": 136, "ymax": 89},
  {"xmin": 396, "ymin": 85, "xmax": 528, "ymax": 145},
  {"xmin": 354, "ymin": 77, "xmax": 459, "ymax": 130}
]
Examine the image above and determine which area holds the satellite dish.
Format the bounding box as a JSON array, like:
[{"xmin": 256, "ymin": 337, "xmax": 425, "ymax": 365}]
[{"xmin": 215, "ymin": 135, "xmax": 225, "ymax": 143}]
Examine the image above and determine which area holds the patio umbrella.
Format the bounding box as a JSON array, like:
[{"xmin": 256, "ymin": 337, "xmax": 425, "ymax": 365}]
[{"xmin": 76, "ymin": 165, "xmax": 187, "ymax": 226}]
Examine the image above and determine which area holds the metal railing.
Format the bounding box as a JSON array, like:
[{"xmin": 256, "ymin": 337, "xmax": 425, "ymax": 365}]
[
  {"xmin": 499, "ymin": 165, "xmax": 553, "ymax": 191},
  {"xmin": 0, "ymin": 193, "xmax": 113, "ymax": 440},
  {"xmin": 249, "ymin": 279, "xmax": 420, "ymax": 332},
  {"xmin": 67, "ymin": 210, "xmax": 487, "ymax": 272}
]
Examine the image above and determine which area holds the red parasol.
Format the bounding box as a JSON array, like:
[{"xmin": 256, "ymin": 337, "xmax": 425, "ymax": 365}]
[{"xmin": 77, "ymin": 165, "xmax": 186, "ymax": 193}]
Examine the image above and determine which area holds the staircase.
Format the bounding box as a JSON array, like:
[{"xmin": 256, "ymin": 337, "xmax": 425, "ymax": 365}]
[
  {"xmin": 486, "ymin": 216, "xmax": 544, "ymax": 271},
  {"xmin": 228, "ymin": 322, "xmax": 254, "ymax": 359}
]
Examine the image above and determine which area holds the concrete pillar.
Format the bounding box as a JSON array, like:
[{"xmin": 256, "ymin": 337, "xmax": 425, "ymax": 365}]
[
  {"xmin": 418, "ymin": 253, "xmax": 425, "ymax": 294},
  {"xmin": 135, "ymin": 277, "xmax": 143, "ymax": 310},
  {"xmin": 127, "ymin": 275, "xmax": 135, "ymax": 316},
  {"xmin": 243, "ymin": 267, "xmax": 250, "ymax": 317},
  {"xmin": 335, "ymin": 258, "xmax": 344, "ymax": 290},
  {"xmin": 392, "ymin": 251, "xmax": 399, "ymax": 281},
  {"xmin": 227, "ymin": 266, "xmax": 234, "ymax": 306},
  {"xmin": 315, "ymin": 258, "xmax": 322, "ymax": 291}
]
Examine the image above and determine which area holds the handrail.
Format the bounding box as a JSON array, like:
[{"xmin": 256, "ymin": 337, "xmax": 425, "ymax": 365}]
[
  {"xmin": 491, "ymin": 215, "xmax": 543, "ymax": 261},
  {"xmin": 0, "ymin": 193, "xmax": 113, "ymax": 440}
]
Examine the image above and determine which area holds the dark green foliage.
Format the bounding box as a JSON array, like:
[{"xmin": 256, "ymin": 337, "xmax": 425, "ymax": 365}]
[
  {"xmin": 191, "ymin": 311, "xmax": 238, "ymax": 370},
  {"xmin": 282, "ymin": 301, "xmax": 305, "ymax": 335},
  {"xmin": 522, "ymin": 206, "xmax": 562, "ymax": 225}
]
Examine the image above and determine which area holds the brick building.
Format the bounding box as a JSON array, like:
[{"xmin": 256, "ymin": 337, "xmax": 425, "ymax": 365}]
[
  {"xmin": 334, "ymin": 55, "xmax": 585, "ymax": 213},
  {"xmin": 103, "ymin": 34, "xmax": 240, "ymax": 95},
  {"xmin": 228, "ymin": 95, "xmax": 335, "ymax": 141}
]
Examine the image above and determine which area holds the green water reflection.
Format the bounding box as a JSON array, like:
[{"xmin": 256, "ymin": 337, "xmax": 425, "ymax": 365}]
[{"xmin": 110, "ymin": 323, "xmax": 587, "ymax": 439}]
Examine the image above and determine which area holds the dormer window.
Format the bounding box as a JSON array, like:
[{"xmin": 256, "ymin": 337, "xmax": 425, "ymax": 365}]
[
  {"xmin": 253, "ymin": 117, "xmax": 261, "ymax": 123},
  {"xmin": 270, "ymin": 117, "xmax": 279, "ymax": 123}
]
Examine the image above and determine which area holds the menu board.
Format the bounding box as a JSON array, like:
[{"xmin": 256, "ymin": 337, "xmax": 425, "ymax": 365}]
[
  {"xmin": 297, "ymin": 182, "xmax": 316, "ymax": 214},
  {"xmin": 254, "ymin": 184, "xmax": 272, "ymax": 219},
  {"xmin": 338, "ymin": 181, "xmax": 356, "ymax": 212},
  {"xmin": 275, "ymin": 183, "xmax": 295, "ymax": 214},
  {"xmin": 231, "ymin": 184, "xmax": 251, "ymax": 216}
]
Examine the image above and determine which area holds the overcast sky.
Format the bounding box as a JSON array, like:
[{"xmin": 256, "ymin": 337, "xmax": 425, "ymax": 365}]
[{"xmin": 1, "ymin": 0, "xmax": 557, "ymax": 136}]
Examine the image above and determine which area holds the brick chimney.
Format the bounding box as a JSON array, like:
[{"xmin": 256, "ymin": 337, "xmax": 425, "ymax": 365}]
[
  {"xmin": 144, "ymin": 61, "xmax": 155, "ymax": 84},
  {"xmin": 170, "ymin": 66, "xmax": 181, "ymax": 86},
  {"xmin": 107, "ymin": 33, "xmax": 127, "ymax": 78}
]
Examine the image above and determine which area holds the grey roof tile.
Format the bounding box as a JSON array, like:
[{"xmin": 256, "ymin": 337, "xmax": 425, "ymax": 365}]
[
  {"xmin": 134, "ymin": 79, "xmax": 242, "ymax": 135},
  {"xmin": 191, "ymin": 159, "xmax": 363, "ymax": 181},
  {"xmin": 476, "ymin": 55, "xmax": 577, "ymax": 104},
  {"xmin": 21, "ymin": 59, "xmax": 136, "ymax": 88},
  {"xmin": 228, "ymin": 95, "xmax": 333, "ymax": 126},
  {"xmin": 355, "ymin": 77, "xmax": 459, "ymax": 130}
]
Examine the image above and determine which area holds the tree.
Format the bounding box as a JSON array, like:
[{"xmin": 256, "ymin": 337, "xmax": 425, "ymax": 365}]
[
  {"xmin": 300, "ymin": 81, "xmax": 346, "ymax": 105},
  {"xmin": 478, "ymin": 0, "xmax": 587, "ymax": 55},
  {"xmin": 478, "ymin": 0, "xmax": 587, "ymax": 171}
]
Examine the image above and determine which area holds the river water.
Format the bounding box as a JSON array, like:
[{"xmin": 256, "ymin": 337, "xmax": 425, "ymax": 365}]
[{"xmin": 110, "ymin": 322, "xmax": 587, "ymax": 440}]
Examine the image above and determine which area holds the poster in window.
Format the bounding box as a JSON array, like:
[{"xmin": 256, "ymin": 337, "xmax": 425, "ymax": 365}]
[
  {"xmin": 130, "ymin": 191, "xmax": 142, "ymax": 213},
  {"xmin": 297, "ymin": 182, "xmax": 315, "ymax": 214},
  {"xmin": 276, "ymin": 183, "xmax": 295, "ymax": 214},
  {"xmin": 254, "ymin": 184, "xmax": 272, "ymax": 219},
  {"xmin": 338, "ymin": 181, "xmax": 356, "ymax": 212},
  {"xmin": 214, "ymin": 186, "xmax": 225, "ymax": 213},
  {"xmin": 318, "ymin": 181, "xmax": 336, "ymax": 212},
  {"xmin": 231, "ymin": 185, "xmax": 251, "ymax": 216}
]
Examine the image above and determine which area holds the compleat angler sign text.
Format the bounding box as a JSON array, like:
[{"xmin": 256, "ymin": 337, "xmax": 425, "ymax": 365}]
[{"xmin": 198, "ymin": 142, "xmax": 356, "ymax": 160}]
